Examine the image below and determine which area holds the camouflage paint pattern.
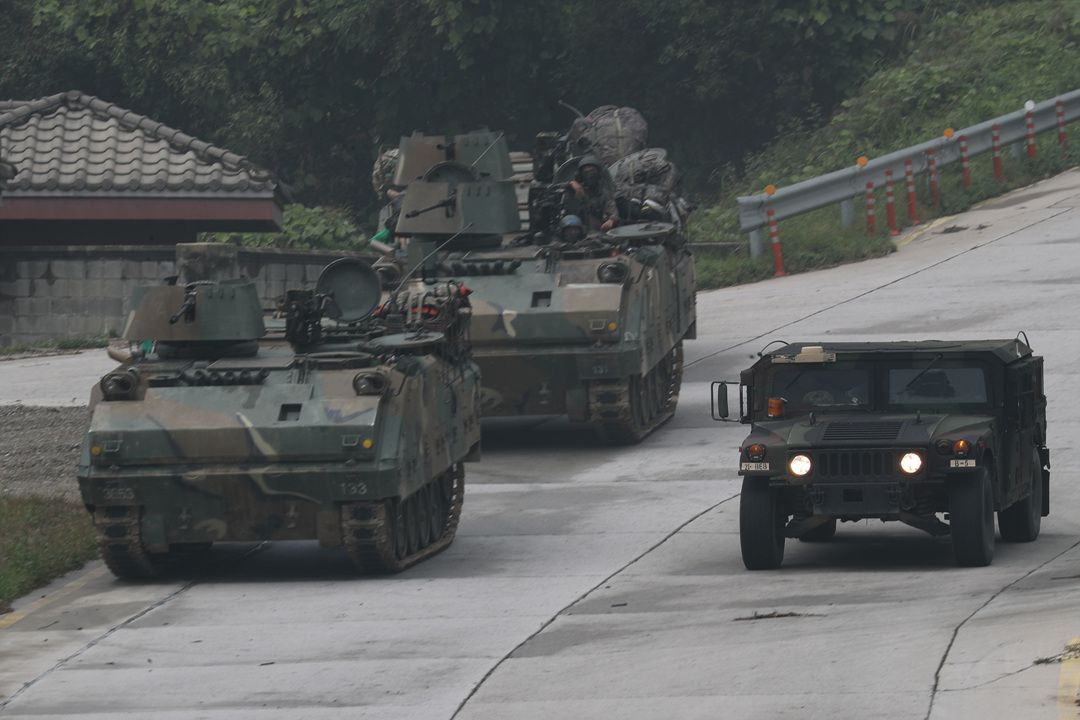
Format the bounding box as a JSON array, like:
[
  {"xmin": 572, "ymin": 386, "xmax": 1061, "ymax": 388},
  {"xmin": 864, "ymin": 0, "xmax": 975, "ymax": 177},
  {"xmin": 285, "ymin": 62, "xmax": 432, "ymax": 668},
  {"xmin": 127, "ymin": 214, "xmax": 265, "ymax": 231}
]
[
  {"xmin": 385, "ymin": 131, "xmax": 696, "ymax": 435},
  {"xmin": 78, "ymin": 276, "xmax": 481, "ymax": 555}
]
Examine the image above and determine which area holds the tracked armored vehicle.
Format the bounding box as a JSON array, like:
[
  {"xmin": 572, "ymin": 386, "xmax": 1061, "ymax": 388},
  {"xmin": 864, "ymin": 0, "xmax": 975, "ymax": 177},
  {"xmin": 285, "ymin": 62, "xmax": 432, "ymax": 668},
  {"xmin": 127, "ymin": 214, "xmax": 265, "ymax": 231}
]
[
  {"xmin": 380, "ymin": 130, "xmax": 696, "ymax": 443},
  {"xmin": 716, "ymin": 340, "xmax": 1049, "ymax": 569},
  {"xmin": 78, "ymin": 252, "xmax": 480, "ymax": 578}
]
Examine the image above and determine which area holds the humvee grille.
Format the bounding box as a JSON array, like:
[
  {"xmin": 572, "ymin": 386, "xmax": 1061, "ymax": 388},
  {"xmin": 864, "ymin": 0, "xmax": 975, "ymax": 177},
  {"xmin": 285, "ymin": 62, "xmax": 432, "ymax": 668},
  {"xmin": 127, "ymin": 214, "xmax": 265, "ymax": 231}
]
[
  {"xmin": 814, "ymin": 450, "xmax": 897, "ymax": 481},
  {"xmin": 822, "ymin": 421, "xmax": 903, "ymax": 442}
]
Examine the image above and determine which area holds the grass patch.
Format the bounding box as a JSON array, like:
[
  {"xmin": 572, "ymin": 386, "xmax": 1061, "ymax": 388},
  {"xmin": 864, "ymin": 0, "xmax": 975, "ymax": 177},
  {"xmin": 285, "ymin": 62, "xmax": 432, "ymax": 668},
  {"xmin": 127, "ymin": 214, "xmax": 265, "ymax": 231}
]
[
  {"xmin": 690, "ymin": 0, "xmax": 1080, "ymax": 289},
  {"xmin": 0, "ymin": 496, "xmax": 97, "ymax": 613},
  {"xmin": 0, "ymin": 335, "xmax": 111, "ymax": 357}
]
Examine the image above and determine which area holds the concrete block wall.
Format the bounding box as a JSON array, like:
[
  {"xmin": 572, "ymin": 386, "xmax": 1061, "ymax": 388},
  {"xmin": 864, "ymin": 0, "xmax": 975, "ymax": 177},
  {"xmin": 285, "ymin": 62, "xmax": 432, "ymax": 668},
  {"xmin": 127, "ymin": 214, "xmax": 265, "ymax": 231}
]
[{"xmin": 0, "ymin": 245, "xmax": 374, "ymax": 347}]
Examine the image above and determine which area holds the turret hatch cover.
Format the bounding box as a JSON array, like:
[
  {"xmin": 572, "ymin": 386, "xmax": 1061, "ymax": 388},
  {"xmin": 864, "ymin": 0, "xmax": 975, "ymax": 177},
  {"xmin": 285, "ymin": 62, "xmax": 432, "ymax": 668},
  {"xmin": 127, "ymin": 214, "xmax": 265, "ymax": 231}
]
[{"xmin": 604, "ymin": 221, "xmax": 675, "ymax": 240}]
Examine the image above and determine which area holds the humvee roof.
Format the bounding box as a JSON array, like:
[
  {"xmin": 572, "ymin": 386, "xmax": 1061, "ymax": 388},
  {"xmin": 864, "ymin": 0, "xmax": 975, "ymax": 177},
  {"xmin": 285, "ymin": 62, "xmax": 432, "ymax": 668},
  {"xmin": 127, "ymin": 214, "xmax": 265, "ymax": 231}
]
[{"xmin": 764, "ymin": 340, "xmax": 1033, "ymax": 364}]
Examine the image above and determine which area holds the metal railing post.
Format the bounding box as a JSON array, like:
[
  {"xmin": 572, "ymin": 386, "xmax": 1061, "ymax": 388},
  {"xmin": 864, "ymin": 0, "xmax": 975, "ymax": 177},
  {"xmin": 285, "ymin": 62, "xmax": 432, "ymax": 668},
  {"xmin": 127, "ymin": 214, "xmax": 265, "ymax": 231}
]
[
  {"xmin": 748, "ymin": 229, "xmax": 763, "ymax": 257},
  {"xmin": 840, "ymin": 199, "xmax": 854, "ymax": 227}
]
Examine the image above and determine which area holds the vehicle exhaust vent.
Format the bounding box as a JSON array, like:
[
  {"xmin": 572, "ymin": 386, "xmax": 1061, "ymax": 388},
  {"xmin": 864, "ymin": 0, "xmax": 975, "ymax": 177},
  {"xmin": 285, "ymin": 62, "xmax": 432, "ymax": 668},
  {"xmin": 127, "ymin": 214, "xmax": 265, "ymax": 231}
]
[{"xmin": 822, "ymin": 421, "xmax": 903, "ymax": 442}]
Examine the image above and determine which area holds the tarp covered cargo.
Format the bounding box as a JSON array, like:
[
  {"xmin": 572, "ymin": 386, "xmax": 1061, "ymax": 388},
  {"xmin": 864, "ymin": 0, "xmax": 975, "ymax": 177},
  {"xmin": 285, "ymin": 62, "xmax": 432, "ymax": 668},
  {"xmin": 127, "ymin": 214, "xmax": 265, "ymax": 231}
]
[{"xmin": 566, "ymin": 106, "xmax": 648, "ymax": 167}]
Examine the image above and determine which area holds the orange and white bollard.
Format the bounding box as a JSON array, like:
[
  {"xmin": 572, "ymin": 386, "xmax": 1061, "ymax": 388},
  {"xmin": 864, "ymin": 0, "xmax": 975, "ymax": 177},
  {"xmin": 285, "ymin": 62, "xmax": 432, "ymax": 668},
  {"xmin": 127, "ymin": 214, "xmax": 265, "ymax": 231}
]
[
  {"xmin": 865, "ymin": 181, "xmax": 877, "ymax": 236},
  {"xmin": 926, "ymin": 149, "xmax": 941, "ymax": 208},
  {"xmin": 992, "ymin": 124, "xmax": 1004, "ymax": 182},
  {"xmin": 884, "ymin": 169, "xmax": 899, "ymax": 236},
  {"xmin": 959, "ymin": 135, "xmax": 972, "ymax": 187},
  {"xmin": 1025, "ymin": 109, "xmax": 1037, "ymax": 158},
  {"xmin": 904, "ymin": 159, "xmax": 920, "ymax": 224},
  {"xmin": 767, "ymin": 208, "xmax": 786, "ymax": 277},
  {"xmin": 1057, "ymin": 99, "xmax": 1068, "ymax": 151}
]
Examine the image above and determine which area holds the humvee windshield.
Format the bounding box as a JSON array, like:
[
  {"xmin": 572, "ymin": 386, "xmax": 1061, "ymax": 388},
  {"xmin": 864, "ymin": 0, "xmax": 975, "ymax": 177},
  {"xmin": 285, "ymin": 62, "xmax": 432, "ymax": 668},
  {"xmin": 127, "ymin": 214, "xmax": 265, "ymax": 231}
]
[
  {"xmin": 769, "ymin": 363, "xmax": 871, "ymax": 411},
  {"xmin": 766, "ymin": 359, "xmax": 992, "ymax": 413},
  {"xmin": 886, "ymin": 363, "xmax": 988, "ymax": 408}
]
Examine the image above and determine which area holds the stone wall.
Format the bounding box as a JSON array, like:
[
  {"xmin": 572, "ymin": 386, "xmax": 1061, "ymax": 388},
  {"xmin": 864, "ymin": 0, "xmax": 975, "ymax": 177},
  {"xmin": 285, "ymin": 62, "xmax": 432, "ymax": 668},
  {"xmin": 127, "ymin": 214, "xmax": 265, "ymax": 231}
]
[{"xmin": 0, "ymin": 245, "xmax": 375, "ymax": 347}]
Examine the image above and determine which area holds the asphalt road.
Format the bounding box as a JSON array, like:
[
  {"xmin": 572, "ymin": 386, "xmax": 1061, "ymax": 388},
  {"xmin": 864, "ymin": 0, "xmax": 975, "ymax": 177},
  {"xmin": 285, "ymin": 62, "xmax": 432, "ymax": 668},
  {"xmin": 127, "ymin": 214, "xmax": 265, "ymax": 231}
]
[{"xmin": 2, "ymin": 170, "xmax": 1079, "ymax": 719}]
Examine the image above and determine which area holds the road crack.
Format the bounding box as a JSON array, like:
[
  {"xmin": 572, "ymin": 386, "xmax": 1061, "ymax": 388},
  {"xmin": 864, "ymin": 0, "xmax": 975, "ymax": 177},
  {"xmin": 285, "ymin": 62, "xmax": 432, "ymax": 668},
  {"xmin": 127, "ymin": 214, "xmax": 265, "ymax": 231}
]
[
  {"xmin": 924, "ymin": 536, "xmax": 1080, "ymax": 719},
  {"xmin": 450, "ymin": 492, "xmax": 740, "ymax": 719},
  {"xmin": 0, "ymin": 580, "xmax": 195, "ymax": 713}
]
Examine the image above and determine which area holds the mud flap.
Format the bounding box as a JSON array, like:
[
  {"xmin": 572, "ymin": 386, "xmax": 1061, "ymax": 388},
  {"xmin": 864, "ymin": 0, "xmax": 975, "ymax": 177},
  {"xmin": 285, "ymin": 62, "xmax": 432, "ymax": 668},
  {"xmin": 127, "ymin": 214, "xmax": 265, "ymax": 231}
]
[
  {"xmin": 463, "ymin": 440, "xmax": 482, "ymax": 463},
  {"xmin": 1041, "ymin": 445, "xmax": 1050, "ymax": 516},
  {"xmin": 142, "ymin": 512, "xmax": 169, "ymax": 553}
]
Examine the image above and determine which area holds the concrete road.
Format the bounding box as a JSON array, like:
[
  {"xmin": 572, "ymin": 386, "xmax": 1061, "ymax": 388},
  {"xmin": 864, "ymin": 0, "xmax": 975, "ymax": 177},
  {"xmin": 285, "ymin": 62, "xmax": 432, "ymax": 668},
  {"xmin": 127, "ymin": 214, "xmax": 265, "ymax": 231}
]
[
  {"xmin": 2, "ymin": 170, "xmax": 1079, "ymax": 719},
  {"xmin": 0, "ymin": 350, "xmax": 114, "ymax": 406}
]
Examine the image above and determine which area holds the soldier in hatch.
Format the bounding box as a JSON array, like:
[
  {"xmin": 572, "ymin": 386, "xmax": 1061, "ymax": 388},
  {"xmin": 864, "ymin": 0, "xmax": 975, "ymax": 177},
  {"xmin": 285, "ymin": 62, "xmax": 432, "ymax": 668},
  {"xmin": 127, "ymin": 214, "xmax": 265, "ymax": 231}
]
[
  {"xmin": 558, "ymin": 214, "xmax": 587, "ymax": 243},
  {"xmin": 566, "ymin": 155, "xmax": 617, "ymax": 231}
]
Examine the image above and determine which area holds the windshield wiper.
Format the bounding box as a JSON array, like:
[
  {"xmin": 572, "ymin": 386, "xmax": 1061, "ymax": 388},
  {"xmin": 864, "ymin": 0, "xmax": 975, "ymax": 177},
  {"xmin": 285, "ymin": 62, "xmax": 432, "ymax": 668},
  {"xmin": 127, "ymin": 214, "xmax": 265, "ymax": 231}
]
[
  {"xmin": 782, "ymin": 368, "xmax": 807, "ymax": 390},
  {"xmin": 898, "ymin": 353, "xmax": 943, "ymax": 395}
]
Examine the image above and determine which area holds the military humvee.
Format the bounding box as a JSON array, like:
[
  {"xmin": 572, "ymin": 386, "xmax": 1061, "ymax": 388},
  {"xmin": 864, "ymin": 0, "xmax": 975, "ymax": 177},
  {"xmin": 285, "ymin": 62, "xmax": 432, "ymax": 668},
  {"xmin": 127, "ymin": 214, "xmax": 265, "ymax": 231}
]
[{"xmin": 714, "ymin": 340, "xmax": 1049, "ymax": 569}]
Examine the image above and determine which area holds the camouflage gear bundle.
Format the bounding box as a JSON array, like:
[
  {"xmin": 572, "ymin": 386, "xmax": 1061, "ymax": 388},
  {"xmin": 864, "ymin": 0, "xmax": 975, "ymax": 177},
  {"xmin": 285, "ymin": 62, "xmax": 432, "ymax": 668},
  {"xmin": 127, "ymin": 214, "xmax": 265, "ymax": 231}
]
[
  {"xmin": 609, "ymin": 148, "xmax": 680, "ymax": 205},
  {"xmin": 566, "ymin": 106, "xmax": 648, "ymax": 166}
]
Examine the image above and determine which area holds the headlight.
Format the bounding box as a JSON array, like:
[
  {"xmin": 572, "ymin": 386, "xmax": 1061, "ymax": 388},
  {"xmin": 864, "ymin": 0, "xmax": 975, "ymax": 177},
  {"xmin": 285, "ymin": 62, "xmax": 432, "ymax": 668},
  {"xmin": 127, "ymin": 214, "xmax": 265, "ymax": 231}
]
[
  {"xmin": 100, "ymin": 368, "xmax": 140, "ymax": 401},
  {"xmin": 900, "ymin": 452, "xmax": 923, "ymax": 474},
  {"xmin": 597, "ymin": 262, "xmax": 628, "ymax": 284},
  {"xmin": 789, "ymin": 454, "xmax": 812, "ymax": 476},
  {"xmin": 353, "ymin": 372, "xmax": 388, "ymax": 396}
]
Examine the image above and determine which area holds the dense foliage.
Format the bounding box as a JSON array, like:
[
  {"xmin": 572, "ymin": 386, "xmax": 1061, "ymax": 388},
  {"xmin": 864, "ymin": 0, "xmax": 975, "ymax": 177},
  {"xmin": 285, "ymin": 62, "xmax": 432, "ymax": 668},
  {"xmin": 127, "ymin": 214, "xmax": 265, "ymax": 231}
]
[
  {"xmin": 692, "ymin": 0, "xmax": 1080, "ymax": 288},
  {"xmin": 1, "ymin": 0, "xmax": 937, "ymax": 216},
  {"xmin": 202, "ymin": 204, "xmax": 366, "ymax": 249}
]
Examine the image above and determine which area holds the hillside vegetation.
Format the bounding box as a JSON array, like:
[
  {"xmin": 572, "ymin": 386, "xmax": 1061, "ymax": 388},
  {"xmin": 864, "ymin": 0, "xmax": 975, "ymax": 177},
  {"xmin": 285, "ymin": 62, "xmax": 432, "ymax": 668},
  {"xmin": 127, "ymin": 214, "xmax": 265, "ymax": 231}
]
[{"xmin": 692, "ymin": 0, "xmax": 1080, "ymax": 288}]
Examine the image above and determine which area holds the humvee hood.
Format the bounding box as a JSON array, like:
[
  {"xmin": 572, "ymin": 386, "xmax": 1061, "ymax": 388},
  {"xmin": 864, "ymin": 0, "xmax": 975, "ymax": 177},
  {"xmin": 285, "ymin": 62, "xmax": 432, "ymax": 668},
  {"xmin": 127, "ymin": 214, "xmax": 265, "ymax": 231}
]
[
  {"xmin": 756, "ymin": 413, "xmax": 994, "ymax": 447},
  {"xmin": 85, "ymin": 385, "xmax": 382, "ymax": 465}
]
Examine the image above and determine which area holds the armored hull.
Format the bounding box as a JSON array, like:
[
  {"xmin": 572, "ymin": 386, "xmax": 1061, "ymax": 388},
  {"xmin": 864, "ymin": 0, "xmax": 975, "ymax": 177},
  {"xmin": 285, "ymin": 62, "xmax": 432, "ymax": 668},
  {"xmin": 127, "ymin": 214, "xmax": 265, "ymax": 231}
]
[
  {"xmin": 78, "ymin": 256, "xmax": 480, "ymax": 577},
  {"xmin": 439, "ymin": 237, "xmax": 695, "ymax": 441},
  {"xmin": 383, "ymin": 129, "xmax": 697, "ymax": 443}
]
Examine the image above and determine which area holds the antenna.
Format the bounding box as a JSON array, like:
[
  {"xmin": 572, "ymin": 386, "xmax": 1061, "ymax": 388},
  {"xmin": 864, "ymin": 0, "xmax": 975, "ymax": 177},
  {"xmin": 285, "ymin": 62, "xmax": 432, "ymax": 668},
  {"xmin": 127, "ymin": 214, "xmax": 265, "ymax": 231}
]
[
  {"xmin": 757, "ymin": 340, "xmax": 790, "ymax": 357},
  {"xmin": 558, "ymin": 100, "xmax": 585, "ymax": 118},
  {"xmin": 468, "ymin": 132, "xmax": 505, "ymax": 170},
  {"xmin": 392, "ymin": 223, "xmax": 475, "ymax": 294}
]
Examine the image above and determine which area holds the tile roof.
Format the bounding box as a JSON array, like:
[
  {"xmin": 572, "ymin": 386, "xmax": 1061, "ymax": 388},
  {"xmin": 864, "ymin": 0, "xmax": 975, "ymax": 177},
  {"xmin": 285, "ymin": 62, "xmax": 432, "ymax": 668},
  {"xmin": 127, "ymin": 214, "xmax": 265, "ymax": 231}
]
[{"xmin": 0, "ymin": 91, "xmax": 282, "ymax": 197}]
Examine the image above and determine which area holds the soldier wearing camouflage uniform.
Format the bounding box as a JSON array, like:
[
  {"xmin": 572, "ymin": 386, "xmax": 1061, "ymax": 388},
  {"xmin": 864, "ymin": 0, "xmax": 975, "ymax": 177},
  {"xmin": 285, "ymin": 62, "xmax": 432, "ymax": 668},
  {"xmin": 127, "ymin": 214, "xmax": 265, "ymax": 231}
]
[{"xmin": 566, "ymin": 155, "xmax": 617, "ymax": 231}]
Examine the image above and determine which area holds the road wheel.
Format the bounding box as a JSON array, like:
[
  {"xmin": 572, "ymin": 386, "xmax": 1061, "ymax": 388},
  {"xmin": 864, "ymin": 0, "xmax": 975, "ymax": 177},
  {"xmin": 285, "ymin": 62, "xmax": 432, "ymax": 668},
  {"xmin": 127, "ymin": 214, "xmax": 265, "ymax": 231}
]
[
  {"xmin": 799, "ymin": 518, "xmax": 837, "ymax": 542},
  {"xmin": 950, "ymin": 468, "xmax": 995, "ymax": 567},
  {"xmin": 425, "ymin": 481, "xmax": 442, "ymax": 544},
  {"xmin": 998, "ymin": 448, "xmax": 1042, "ymax": 542},
  {"xmin": 390, "ymin": 500, "xmax": 408, "ymax": 561},
  {"xmin": 404, "ymin": 493, "xmax": 421, "ymax": 556},
  {"xmin": 740, "ymin": 478, "xmax": 785, "ymax": 570},
  {"xmin": 417, "ymin": 485, "xmax": 433, "ymax": 549}
]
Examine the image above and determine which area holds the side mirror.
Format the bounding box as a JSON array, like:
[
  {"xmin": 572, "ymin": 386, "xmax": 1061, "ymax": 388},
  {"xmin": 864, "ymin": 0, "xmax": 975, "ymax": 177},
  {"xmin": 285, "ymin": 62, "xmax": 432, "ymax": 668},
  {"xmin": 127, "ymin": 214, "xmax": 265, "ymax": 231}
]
[{"xmin": 711, "ymin": 381, "xmax": 730, "ymax": 420}]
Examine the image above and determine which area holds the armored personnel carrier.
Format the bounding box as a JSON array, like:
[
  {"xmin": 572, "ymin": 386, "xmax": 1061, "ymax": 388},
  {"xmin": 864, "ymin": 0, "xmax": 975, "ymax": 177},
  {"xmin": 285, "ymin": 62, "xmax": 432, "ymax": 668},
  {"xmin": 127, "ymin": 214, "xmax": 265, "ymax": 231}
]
[
  {"xmin": 77, "ymin": 251, "xmax": 480, "ymax": 578},
  {"xmin": 380, "ymin": 129, "xmax": 696, "ymax": 443},
  {"xmin": 715, "ymin": 339, "xmax": 1049, "ymax": 569}
]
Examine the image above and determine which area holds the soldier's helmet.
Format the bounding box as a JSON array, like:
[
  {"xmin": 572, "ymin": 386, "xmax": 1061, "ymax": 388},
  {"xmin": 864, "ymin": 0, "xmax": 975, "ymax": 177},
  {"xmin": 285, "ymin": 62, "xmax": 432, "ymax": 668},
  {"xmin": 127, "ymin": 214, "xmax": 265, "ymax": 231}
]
[
  {"xmin": 577, "ymin": 155, "xmax": 603, "ymax": 175},
  {"xmin": 559, "ymin": 214, "xmax": 585, "ymax": 242}
]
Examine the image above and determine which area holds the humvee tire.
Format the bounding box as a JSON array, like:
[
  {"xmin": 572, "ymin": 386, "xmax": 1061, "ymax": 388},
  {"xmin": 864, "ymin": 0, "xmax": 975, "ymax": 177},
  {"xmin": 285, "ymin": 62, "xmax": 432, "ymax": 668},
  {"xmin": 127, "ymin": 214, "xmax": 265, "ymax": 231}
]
[
  {"xmin": 950, "ymin": 467, "xmax": 995, "ymax": 567},
  {"xmin": 740, "ymin": 478, "xmax": 785, "ymax": 570},
  {"xmin": 999, "ymin": 448, "xmax": 1042, "ymax": 543},
  {"xmin": 799, "ymin": 518, "xmax": 837, "ymax": 542}
]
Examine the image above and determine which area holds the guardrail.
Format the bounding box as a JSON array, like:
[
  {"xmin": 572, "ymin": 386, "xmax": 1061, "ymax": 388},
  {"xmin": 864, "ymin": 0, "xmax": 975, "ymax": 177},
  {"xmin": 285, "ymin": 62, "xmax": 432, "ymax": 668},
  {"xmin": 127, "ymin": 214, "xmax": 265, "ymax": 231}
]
[{"xmin": 736, "ymin": 89, "xmax": 1080, "ymax": 273}]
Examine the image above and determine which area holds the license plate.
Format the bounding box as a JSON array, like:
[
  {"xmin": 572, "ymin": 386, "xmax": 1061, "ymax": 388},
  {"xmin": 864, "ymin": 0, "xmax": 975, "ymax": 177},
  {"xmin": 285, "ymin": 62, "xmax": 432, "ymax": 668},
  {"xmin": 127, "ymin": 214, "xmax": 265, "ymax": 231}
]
[
  {"xmin": 741, "ymin": 462, "xmax": 770, "ymax": 471},
  {"xmin": 950, "ymin": 459, "xmax": 976, "ymax": 468}
]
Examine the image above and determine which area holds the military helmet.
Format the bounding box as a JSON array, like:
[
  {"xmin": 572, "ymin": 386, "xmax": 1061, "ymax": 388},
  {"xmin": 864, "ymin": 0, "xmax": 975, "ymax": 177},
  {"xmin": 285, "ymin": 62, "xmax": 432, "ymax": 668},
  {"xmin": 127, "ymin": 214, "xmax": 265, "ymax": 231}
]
[
  {"xmin": 559, "ymin": 214, "xmax": 584, "ymax": 230},
  {"xmin": 577, "ymin": 154, "xmax": 603, "ymax": 173}
]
